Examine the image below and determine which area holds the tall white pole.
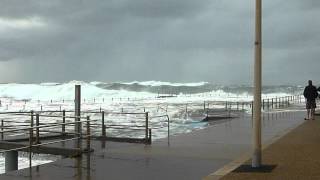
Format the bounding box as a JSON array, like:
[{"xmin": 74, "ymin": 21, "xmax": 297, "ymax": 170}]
[{"xmin": 252, "ymin": 0, "xmax": 262, "ymax": 168}]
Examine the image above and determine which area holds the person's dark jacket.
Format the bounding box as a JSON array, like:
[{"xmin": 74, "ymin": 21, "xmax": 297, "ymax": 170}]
[{"xmin": 303, "ymin": 85, "xmax": 318, "ymax": 101}]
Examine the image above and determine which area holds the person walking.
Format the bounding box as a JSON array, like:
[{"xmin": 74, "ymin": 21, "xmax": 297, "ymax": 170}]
[{"xmin": 303, "ymin": 80, "xmax": 318, "ymax": 120}]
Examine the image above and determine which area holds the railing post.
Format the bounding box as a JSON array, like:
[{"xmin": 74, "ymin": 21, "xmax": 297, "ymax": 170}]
[
  {"xmin": 30, "ymin": 110, "xmax": 34, "ymax": 142},
  {"xmin": 102, "ymin": 111, "xmax": 106, "ymax": 137},
  {"xmin": 29, "ymin": 114, "xmax": 34, "ymax": 168},
  {"xmin": 86, "ymin": 116, "xmax": 91, "ymax": 151},
  {"xmin": 145, "ymin": 112, "xmax": 149, "ymax": 143},
  {"xmin": 75, "ymin": 85, "xmax": 81, "ymax": 149},
  {"xmin": 1, "ymin": 119, "xmax": 3, "ymax": 140},
  {"xmin": 167, "ymin": 115, "xmax": 170, "ymax": 146},
  {"xmin": 36, "ymin": 114, "xmax": 40, "ymax": 144},
  {"xmin": 185, "ymin": 104, "xmax": 188, "ymax": 120},
  {"xmin": 148, "ymin": 128, "xmax": 152, "ymax": 144},
  {"xmin": 62, "ymin": 110, "xmax": 66, "ymax": 135}
]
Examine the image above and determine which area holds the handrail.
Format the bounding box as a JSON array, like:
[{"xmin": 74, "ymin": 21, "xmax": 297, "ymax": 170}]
[{"xmin": 0, "ymin": 119, "xmax": 98, "ymax": 134}]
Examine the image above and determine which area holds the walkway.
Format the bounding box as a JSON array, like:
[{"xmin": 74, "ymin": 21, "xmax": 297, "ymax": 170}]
[{"xmin": 209, "ymin": 114, "xmax": 320, "ymax": 179}]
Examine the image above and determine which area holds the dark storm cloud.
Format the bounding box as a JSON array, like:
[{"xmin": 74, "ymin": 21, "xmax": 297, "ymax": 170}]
[{"xmin": 0, "ymin": 0, "xmax": 319, "ymax": 85}]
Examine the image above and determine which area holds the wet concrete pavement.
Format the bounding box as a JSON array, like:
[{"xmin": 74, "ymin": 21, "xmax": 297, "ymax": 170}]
[
  {"xmin": 0, "ymin": 108, "xmax": 306, "ymax": 180},
  {"xmin": 218, "ymin": 113, "xmax": 320, "ymax": 180}
]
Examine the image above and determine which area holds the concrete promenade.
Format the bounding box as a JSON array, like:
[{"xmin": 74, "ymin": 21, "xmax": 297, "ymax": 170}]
[
  {"xmin": 0, "ymin": 110, "xmax": 305, "ymax": 180},
  {"xmin": 210, "ymin": 113, "xmax": 320, "ymax": 180}
]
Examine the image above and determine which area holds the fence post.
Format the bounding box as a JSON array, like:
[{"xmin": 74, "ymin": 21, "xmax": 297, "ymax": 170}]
[
  {"xmin": 102, "ymin": 111, "xmax": 106, "ymax": 137},
  {"xmin": 30, "ymin": 111, "xmax": 34, "ymax": 138},
  {"xmin": 185, "ymin": 104, "xmax": 188, "ymax": 120},
  {"xmin": 167, "ymin": 115, "xmax": 170, "ymax": 146},
  {"xmin": 148, "ymin": 129, "xmax": 152, "ymax": 144},
  {"xmin": 36, "ymin": 114, "xmax": 40, "ymax": 144},
  {"xmin": 86, "ymin": 116, "xmax": 91, "ymax": 151},
  {"xmin": 75, "ymin": 85, "xmax": 81, "ymax": 149},
  {"xmin": 1, "ymin": 120, "xmax": 3, "ymax": 140},
  {"xmin": 62, "ymin": 110, "xmax": 66, "ymax": 135},
  {"xmin": 145, "ymin": 112, "xmax": 149, "ymax": 143},
  {"xmin": 29, "ymin": 113, "xmax": 34, "ymax": 168}
]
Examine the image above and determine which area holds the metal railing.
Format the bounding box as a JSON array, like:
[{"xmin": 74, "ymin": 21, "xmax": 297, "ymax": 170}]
[{"xmin": 0, "ymin": 113, "xmax": 97, "ymax": 170}]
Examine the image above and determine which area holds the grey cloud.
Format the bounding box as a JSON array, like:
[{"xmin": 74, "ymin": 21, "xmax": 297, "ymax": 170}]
[{"xmin": 0, "ymin": 0, "xmax": 319, "ymax": 85}]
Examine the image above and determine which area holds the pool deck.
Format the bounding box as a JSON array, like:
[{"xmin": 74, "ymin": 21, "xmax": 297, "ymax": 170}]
[{"xmin": 0, "ymin": 110, "xmax": 305, "ymax": 180}]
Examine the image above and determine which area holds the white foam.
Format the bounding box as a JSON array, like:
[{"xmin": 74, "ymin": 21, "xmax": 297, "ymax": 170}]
[{"xmin": 119, "ymin": 81, "xmax": 209, "ymax": 87}]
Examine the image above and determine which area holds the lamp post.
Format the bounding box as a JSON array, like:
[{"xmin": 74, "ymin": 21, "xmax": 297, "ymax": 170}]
[{"xmin": 252, "ymin": 0, "xmax": 262, "ymax": 168}]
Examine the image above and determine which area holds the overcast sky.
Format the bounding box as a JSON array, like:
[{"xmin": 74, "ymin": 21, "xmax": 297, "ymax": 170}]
[{"xmin": 0, "ymin": 0, "xmax": 319, "ymax": 85}]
